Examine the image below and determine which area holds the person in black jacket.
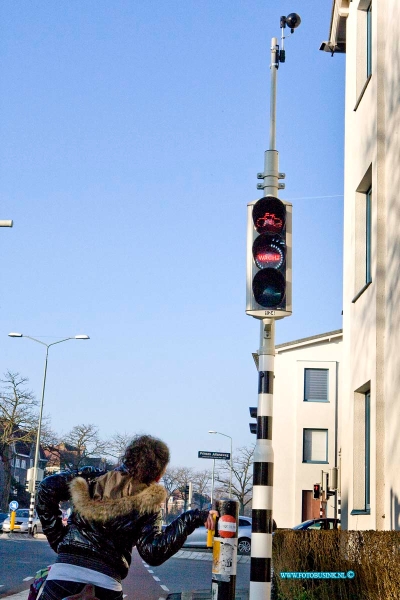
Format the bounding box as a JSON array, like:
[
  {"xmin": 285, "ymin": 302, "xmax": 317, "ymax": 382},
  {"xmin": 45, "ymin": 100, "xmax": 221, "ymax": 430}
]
[{"xmin": 37, "ymin": 434, "xmax": 217, "ymax": 600}]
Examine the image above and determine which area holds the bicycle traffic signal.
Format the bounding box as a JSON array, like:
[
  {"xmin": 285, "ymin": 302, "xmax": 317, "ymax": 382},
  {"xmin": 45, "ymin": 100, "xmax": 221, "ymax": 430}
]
[{"xmin": 246, "ymin": 195, "xmax": 292, "ymax": 319}]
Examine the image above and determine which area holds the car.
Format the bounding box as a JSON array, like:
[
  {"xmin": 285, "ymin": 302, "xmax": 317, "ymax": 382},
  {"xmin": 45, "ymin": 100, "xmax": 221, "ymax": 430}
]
[
  {"xmin": 1, "ymin": 509, "xmax": 43, "ymax": 535},
  {"xmin": 182, "ymin": 516, "xmax": 253, "ymax": 555},
  {"xmin": 292, "ymin": 518, "xmax": 341, "ymax": 530},
  {"xmin": 0, "ymin": 513, "xmax": 9, "ymax": 526}
]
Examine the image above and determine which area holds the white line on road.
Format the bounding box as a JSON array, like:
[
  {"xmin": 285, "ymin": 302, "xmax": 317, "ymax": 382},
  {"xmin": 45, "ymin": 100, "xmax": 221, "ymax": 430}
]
[
  {"xmin": 160, "ymin": 585, "xmax": 169, "ymax": 591},
  {"xmin": 153, "ymin": 576, "xmax": 160, "ymax": 582},
  {"xmin": 23, "ymin": 577, "xmax": 34, "ymax": 581},
  {"xmin": 147, "ymin": 570, "xmax": 154, "ymax": 573}
]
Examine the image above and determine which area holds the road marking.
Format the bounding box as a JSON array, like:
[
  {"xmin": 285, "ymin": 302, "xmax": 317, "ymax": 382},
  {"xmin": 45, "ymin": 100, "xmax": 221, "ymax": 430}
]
[
  {"xmin": 123, "ymin": 595, "xmax": 127, "ymax": 598},
  {"xmin": 23, "ymin": 577, "xmax": 34, "ymax": 581},
  {"xmin": 160, "ymin": 585, "xmax": 169, "ymax": 591},
  {"xmin": 147, "ymin": 570, "xmax": 154, "ymax": 573},
  {"xmin": 153, "ymin": 576, "xmax": 160, "ymax": 582}
]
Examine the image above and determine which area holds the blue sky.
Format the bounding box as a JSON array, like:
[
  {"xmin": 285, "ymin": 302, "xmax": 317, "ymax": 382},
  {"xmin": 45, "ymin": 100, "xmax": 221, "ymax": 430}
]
[{"xmin": 0, "ymin": 1, "xmax": 344, "ymax": 469}]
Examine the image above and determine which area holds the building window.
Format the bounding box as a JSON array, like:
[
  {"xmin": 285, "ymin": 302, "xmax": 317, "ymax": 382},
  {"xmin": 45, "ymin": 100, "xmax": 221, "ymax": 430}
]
[
  {"xmin": 304, "ymin": 369, "xmax": 329, "ymax": 402},
  {"xmin": 352, "ymin": 388, "xmax": 371, "ymax": 514},
  {"xmin": 353, "ymin": 168, "xmax": 372, "ymax": 301},
  {"xmin": 15, "ymin": 458, "xmax": 21, "ymax": 468},
  {"xmin": 366, "ymin": 3, "xmax": 372, "ymax": 78},
  {"xmin": 355, "ymin": 1, "xmax": 373, "ymax": 105},
  {"xmin": 303, "ymin": 429, "xmax": 328, "ymax": 464},
  {"xmin": 21, "ymin": 459, "xmax": 26, "ymax": 469},
  {"xmin": 365, "ymin": 187, "xmax": 372, "ymax": 284},
  {"xmin": 30, "ymin": 459, "xmax": 33, "ymax": 468}
]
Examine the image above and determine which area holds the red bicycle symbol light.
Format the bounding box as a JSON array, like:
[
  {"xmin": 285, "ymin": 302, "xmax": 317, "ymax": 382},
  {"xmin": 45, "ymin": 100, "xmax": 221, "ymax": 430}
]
[{"xmin": 255, "ymin": 212, "xmax": 283, "ymax": 231}]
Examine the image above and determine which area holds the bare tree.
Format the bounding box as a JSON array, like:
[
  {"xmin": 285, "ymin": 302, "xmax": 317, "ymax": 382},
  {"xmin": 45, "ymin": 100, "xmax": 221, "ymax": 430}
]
[
  {"xmin": 105, "ymin": 432, "xmax": 133, "ymax": 465},
  {"xmin": 39, "ymin": 419, "xmax": 61, "ymax": 471},
  {"xmin": 192, "ymin": 469, "xmax": 211, "ymax": 509},
  {"xmin": 215, "ymin": 446, "xmax": 254, "ymax": 514},
  {"xmin": 174, "ymin": 467, "xmax": 195, "ymax": 494},
  {"xmin": 0, "ymin": 371, "xmax": 37, "ymax": 511},
  {"xmin": 161, "ymin": 466, "xmax": 180, "ymax": 520},
  {"xmin": 63, "ymin": 424, "xmax": 107, "ymax": 469}
]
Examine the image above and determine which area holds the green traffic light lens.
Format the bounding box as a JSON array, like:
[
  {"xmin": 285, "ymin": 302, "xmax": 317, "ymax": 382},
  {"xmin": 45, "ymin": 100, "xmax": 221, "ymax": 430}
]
[{"xmin": 252, "ymin": 269, "xmax": 286, "ymax": 308}]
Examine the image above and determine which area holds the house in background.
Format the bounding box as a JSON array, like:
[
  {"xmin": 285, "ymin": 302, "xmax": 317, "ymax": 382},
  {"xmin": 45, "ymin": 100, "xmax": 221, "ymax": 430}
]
[
  {"xmin": 323, "ymin": 0, "xmax": 400, "ymax": 531},
  {"xmin": 44, "ymin": 442, "xmax": 107, "ymax": 474},
  {"xmin": 254, "ymin": 330, "xmax": 342, "ymax": 528}
]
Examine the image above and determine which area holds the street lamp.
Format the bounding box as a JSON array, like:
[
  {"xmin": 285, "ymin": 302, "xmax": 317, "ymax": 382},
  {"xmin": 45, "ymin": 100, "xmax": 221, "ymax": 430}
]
[
  {"xmin": 8, "ymin": 332, "xmax": 90, "ymax": 534},
  {"xmin": 209, "ymin": 430, "xmax": 233, "ymax": 498}
]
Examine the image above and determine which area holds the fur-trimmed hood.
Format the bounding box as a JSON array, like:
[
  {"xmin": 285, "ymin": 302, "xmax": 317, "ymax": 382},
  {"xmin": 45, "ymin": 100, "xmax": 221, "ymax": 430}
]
[{"xmin": 69, "ymin": 473, "xmax": 167, "ymax": 523}]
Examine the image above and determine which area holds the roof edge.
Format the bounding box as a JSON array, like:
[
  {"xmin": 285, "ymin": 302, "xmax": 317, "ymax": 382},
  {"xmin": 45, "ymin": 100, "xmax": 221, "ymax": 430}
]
[{"xmin": 276, "ymin": 329, "xmax": 343, "ymax": 350}]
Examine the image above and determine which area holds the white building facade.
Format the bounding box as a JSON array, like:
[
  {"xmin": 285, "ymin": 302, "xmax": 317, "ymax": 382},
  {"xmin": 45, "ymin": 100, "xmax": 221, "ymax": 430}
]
[
  {"xmin": 325, "ymin": 0, "xmax": 400, "ymax": 531},
  {"xmin": 267, "ymin": 330, "xmax": 342, "ymax": 529}
]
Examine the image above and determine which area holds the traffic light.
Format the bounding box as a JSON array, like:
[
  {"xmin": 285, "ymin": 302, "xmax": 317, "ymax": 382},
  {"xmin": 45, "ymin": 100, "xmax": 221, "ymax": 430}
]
[
  {"xmin": 246, "ymin": 195, "xmax": 292, "ymax": 319},
  {"xmin": 313, "ymin": 483, "xmax": 321, "ymax": 500},
  {"xmin": 249, "ymin": 407, "xmax": 257, "ymax": 434},
  {"xmin": 185, "ymin": 484, "xmax": 190, "ymax": 498}
]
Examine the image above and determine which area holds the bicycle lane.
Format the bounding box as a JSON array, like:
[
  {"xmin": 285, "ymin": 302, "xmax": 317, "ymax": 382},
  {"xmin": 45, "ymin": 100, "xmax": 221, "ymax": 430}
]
[{"xmin": 122, "ymin": 549, "xmax": 169, "ymax": 600}]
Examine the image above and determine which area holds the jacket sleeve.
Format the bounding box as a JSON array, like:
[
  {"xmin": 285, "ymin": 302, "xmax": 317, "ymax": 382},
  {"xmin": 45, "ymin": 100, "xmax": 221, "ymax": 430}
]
[
  {"xmin": 36, "ymin": 472, "xmax": 74, "ymax": 552},
  {"xmin": 135, "ymin": 509, "xmax": 209, "ymax": 566}
]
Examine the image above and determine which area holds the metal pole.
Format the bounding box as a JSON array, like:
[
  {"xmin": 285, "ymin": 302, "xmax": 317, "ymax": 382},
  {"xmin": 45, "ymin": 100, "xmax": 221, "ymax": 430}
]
[
  {"xmin": 249, "ymin": 37, "xmax": 279, "ymax": 600},
  {"xmin": 229, "ymin": 437, "xmax": 233, "ymax": 498},
  {"xmin": 211, "ymin": 458, "xmax": 215, "ymax": 506},
  {"xmin": 269, "ymin": 38, "xmax": 278, "ymax": 151},
  {"xmin": 28, "ymin": 347, "xmax": 48, "ymax": 535}
]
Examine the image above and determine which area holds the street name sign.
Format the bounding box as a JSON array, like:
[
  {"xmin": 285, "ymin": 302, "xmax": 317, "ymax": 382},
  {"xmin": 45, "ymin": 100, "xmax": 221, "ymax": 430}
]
[{"xmin": 198, "ymin": 450, "xmax": 230, "ymax": 460}]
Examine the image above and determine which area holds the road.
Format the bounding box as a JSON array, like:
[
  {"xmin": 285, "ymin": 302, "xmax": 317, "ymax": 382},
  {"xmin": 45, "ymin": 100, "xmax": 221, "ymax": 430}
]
[{"xmin": 0, "ymin": 535, "xmax": 250, "ymax": 599}]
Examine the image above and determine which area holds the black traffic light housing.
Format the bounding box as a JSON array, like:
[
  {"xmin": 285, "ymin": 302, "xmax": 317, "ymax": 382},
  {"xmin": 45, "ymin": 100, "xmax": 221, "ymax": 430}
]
[
  {"xmin": 249, "ymin": 407, "xmax": 257, "ymax": 434},
  {"xmin": 313, "ymin": 483, "xmax": 321, "ymax": 500},
  {"xmin": 246, "ymin": 196, "xmax": 292, "ymax": 319}
]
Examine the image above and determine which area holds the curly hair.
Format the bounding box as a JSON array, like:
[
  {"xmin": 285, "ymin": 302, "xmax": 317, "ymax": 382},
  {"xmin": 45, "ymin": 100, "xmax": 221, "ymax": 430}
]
[{"xmin": 122, "ymin": 435, "xmax": 170, "ymax": 485}]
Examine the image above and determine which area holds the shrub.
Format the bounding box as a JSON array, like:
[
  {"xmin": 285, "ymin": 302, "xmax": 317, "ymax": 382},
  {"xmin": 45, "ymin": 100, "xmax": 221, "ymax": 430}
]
[{"xmin": 272, "ymin": 530, "xmax": 400, "ymax": 600}]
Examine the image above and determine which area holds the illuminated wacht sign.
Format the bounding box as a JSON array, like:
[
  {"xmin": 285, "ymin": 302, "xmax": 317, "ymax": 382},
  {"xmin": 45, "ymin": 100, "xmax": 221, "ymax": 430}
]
[{"xmin": 253, "ymin": 235, "xmax": 285, "ymax": 270}]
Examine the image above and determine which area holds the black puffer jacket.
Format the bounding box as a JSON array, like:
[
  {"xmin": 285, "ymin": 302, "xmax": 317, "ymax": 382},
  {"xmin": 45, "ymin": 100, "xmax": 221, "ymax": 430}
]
[{"xmin": 36, "ymin": 468, "xmax": 209, "ymax": 581}]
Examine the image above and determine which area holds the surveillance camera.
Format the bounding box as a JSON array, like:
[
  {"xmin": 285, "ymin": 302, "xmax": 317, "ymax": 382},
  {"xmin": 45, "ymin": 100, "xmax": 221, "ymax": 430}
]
[
  {"xmin": 286, "ymin": 13, "xmax": 301, "ymax": 32},
  {"xmin": 320, "ymin": 42, "xmax": 331, "ymax": 52}
]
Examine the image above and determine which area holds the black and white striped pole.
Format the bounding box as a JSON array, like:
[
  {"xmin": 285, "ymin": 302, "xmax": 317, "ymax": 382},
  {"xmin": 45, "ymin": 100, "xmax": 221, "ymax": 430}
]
[{"xmin": 246, "ymin": 14, "xmax": 301, "ymax": 600}]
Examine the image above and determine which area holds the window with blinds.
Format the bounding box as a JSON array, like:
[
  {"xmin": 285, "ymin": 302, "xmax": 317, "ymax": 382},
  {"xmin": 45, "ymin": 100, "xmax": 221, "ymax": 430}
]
[{"xmin": 304, "ymin": 368, "xmax": 329, "ymax": 402}]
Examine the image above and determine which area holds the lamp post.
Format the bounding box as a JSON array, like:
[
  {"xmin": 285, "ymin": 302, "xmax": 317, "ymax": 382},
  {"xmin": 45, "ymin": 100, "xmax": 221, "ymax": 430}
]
[
  {"xmin": 209, "ymin": 430, "xmax": 233, "ymax": 498},
  {"xmin": 8, "ymin": 332, "xmax": 90, "ymax": 535}
]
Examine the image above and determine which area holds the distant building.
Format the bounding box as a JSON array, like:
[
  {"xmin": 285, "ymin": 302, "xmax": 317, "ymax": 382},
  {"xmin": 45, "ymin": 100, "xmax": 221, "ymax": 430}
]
[
  {"xmin": 0, "ymin": 430, "xmax": 47, "ymax": 502},
  {"xmin": 323, "ymin": 0, "xmax": 400, "ymax": 531},
  {"xmin": 44, "ymin": 443, "xmax": 107, "ymax": 474},
  {"xmin": 258, "ymin": 330, "xmax": 343, "ymax": 528}
]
